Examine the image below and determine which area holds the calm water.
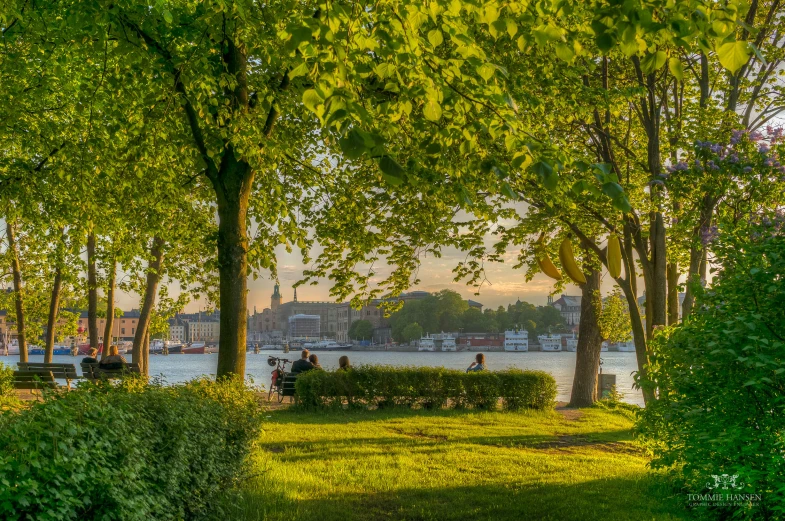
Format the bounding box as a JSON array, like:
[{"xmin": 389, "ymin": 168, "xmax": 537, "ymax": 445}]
[{"xmin": 2, "ymin": 350, "xmax": 644, "ymax": 406}]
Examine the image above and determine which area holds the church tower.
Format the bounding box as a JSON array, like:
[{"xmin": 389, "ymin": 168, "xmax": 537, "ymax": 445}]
[{"xmin": 271, "ymin": 284, "xmax": 281, "ymax": 312}]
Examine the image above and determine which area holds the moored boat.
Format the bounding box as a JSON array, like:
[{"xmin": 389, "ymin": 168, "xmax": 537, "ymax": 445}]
[
  {"xmin": 503, "ymin": 329, "xmax": 529, "ymax": 352},
  {"xmin": 538, "ymin": 334, "xmax": 562, "ymax": 352},
  {"xmin": 418, "ymin": 335, "xmax": 435, "ymax": 352},
  {"xmin": 182, "ymin": 342, "xmax": 206, "ymax": 354},
  {"xmin": 440, "ymin": 335, "xmax": 457, "ymax": 352},
  {"xmin": 565, "ymin": 335, "xmax": 578, "ymax": 352}
]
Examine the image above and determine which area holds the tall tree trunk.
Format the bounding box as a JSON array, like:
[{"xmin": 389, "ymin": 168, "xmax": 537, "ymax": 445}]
[
  {"xmin": 682, "ymin": 196, "xmax": 715, "ymax": 318},
  {"xmin": 87, "ymin": 232, "xmax": 99, "ymax": 351},
  {"xmin": 143, "ymin": 334, "xmax": 149, "ymax": 375},
  {"xmin": 569, "ymin": 268, "xmax": 603, "ymax": 407},
  {"xmin": 619, "ymin": 278, "xmax": 654, "ymax": 404},
  {"xmin": 132, "ymin": 236, "xmax": 164, "ymax": 375},
  {"xmin": 214, "ymin": 151, "xmax": 253, "ymax": 379},
  {"xmin": 7, "ymin": 222, "xmax": 26, "ymax": 363},
  {"xmin": 44, "ymin": 268, "xmax": 63, "ymax": 363},
  {"xmin": 667, "ymin": 261, "xmax": 680, "ymax": 325},
  {"xmin": 102, "ymin": 257, "xmax": 116, "ymax": 360}
]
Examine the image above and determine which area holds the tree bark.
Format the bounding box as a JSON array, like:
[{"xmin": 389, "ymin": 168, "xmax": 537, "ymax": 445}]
[
  {"xmin": 667, "ymin": 261, "xmax": 680, "ymax": 325},
  {"xmin": 44, "ymin": 267, "xmax": 63, "ymax": 363},
  {"xmin": 132, "ymin": 236, "xmax": 165, "ymax": 375},
  {"xmin": 143, "ymin": 334, "xmax": 149, "ymax": 375},
  {"xmin": 7, "ymin": 222, "xmax": 26, "ymax": 363},
  {"xmin": 101, "ymin": 257, "xmax": 116, "ymax": 360},
  {"xmin": 214, "ymin": 149, "xmax": 253, "ymax": 379},
  {"xmin": 87, "ymin": 232, "xmax": 99, "ymax": 351},
  {"xmin": 682, "ymin": 196, "xmax": 715, "ymax": 318},
  {"xmin": 568, "ymin": 268, "xmax": 603, "ymax": 407}
]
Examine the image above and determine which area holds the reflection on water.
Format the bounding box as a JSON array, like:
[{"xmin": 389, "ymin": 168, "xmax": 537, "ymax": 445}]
[{"xmin": 2, "ymin": 350, "xmax": 643, "ymax": 406}]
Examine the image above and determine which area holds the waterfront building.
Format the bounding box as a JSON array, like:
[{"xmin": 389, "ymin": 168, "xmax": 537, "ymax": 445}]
[
  {"xmin": 549, "ymin": 294, "xmax": 581, "ymax": 327},
  {"xmin": 288, "ymin": 314, "xmax": 320, "ymax": 339}
]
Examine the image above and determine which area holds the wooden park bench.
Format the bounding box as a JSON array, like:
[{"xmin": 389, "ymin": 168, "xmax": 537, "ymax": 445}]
[
  {"xmin": 12, "ymin": 370, "xmax": 57, "ymax": 391},
  {"xmin": 81, "ymin": 362, "xmax": 142, "ymax": 381},
  {"xmin": 17, "ymin": 362, "xmax": 78, "ymax": 389}
]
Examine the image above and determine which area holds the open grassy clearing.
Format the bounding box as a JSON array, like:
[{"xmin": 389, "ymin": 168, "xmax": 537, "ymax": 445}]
[{"xmin": 224, "ymin": 405, "xmax": 687, "ymax": 521}]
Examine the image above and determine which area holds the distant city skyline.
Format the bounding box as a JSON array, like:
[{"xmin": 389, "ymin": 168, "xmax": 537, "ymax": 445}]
[{"xmin": 113, "ymin": 243, "xmax": 627, "ymax": 313}]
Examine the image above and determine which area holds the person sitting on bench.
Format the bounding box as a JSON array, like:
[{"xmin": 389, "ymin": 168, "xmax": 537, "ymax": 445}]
[
  {"xmin": 99, "ymin": 345, "xmax": 127, "ymax": 370},
  {"xmin": 291, "ymin": 349, "xmax": 314, "ymax": 374},
  {"xmin": 82, "ymin": 348, "xmax": 99, "ymax": 365}
]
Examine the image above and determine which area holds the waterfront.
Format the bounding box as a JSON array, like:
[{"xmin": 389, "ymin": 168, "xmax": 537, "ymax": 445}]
[{"xmin": 2, "ymin": 350, "xmax": 643, "ymax": 405}]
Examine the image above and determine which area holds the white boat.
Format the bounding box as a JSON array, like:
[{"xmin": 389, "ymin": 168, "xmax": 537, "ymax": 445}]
[
  {"xmin": 418, "ymin": 335, "xmax": 435, "ymax": 352},
  {"xmin": 601, "ymin": 341, "xmax": 609, "ymax": 352},
  {"xmin": 504, "ymin": 329, "xmax": 529, "ymax": 352},
  {"xmin": 311, "ymin": 340, "xmax": 341, "ymax": 350},
  {"xmin": 3, "ymin": 340, "xmax": 19, "ymax": 355},
  {"xmin": 538, "ymin": 335, "xmax": 562, "ymax": 352},
  {"xmin": 440, "ymin": 335, "xmax": 457, "ymax": 352},
  {"xmin": 565, "ymin": 336, "xmax": 578, "ymax": 352}
]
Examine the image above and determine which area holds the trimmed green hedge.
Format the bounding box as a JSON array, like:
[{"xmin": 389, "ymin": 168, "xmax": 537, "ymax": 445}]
[
  {"xmin": 294, "ymin": 366, "xmax": 557, "ymax": 411},
  {"xmin": 0, "ymin": 377, "xmax": 263, "ymax": 521}
]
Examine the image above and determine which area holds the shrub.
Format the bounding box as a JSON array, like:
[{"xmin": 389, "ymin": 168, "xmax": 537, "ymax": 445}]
[
  {"xmin": 637, "ymin": 226, "xmax": 785, "ymax": 520},
  {"xmin": 0, "ymin": 377, "xmax": 263, "ymax": 521},
  {"xmin": 0, "ymin": 364, "xmax": 13, "ymax": 396},
  {"xmin": 295, "ymin": 366, "xmax": 556, "ymax": 411}
]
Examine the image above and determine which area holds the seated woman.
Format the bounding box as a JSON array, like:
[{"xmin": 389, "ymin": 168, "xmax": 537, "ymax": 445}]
[
  {"xmin": 99, "ymin": 345, "xmax": 128, "ymax": 370},
  {"xmin": 81, "ymin": 348, "xmax": 99, "ymax": 365},
  {"xmin": 467, "ymin": 353, "xmax": 486, "ymax": 372},
  {"xmin": 338, "ymin": 355, "xmax": 351, "ymax": 371},
  {"xmin": 308, "ymin": 353, "xmax": 323, "ymax": 369}
]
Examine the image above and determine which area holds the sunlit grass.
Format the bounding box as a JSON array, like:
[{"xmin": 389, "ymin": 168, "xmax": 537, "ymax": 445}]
[{"xmin": 224, "ymin": 406, "xmax": 686, "ymax": 521}]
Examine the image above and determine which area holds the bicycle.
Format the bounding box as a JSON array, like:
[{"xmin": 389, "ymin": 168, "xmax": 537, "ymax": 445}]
[{"xmin": 267, "ymin": 356, "xmax": 292, "ymax": 402}]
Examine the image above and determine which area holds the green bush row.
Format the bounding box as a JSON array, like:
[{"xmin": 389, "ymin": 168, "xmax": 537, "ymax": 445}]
[
  {"xmin": 0, "ymin": 377, "xmax": 263, "ymax": 521},
  {"xmin": 294, "ymin": 366, "xmax": 557, "ymax": 411}
]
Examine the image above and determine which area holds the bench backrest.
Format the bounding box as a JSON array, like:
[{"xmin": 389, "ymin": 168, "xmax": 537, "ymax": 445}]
[
  {"xmin": 82, "ymin": 362, "xmax": 141, "ymax": 379},
  {"xmin": 13, "ymin": 370, "xmax": 57, "ymax": 390},
  {"xmin": 18, "ymin": 362, "xmax": 78, "ymax": 380},
  {"xmin": 281, "ymin": 373, "xmax": 299, "ymax": 396}
]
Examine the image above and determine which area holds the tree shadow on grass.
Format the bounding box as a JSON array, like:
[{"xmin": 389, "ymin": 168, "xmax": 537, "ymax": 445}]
[
  {"xmin": 258, "ymin": 429, "xmax": 641, "ymax": 465},
  {"xmin": 267, "ymin": 406, "xmax": 557, "ymax": 425},
  {"xmin": 225, "ymin": 475, "xmax": 688, "ymax": 521}
]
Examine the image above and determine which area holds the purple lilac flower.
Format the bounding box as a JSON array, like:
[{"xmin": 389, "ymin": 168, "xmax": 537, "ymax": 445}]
[
  {"xmin": 750, "ymin": 131, "xmax": 764, "ymax": 142},
  {"xmin": 694, "ymin": 159, "xmax": 702, "ymax": 168},
  {"xmin": 710, "ymin": 144, "xmax": 723, "ymax": 154},
  {"xmin": 707, "ymin": 160, "xmax": 719, "ymax": 171},
  {"xmin": 764, "ymin": 157, "xmax": 775, "ymax": 167},
  {"xmin": 729, "ymin": 153, "xmax": 739, "ymax": 163},
  {"xmin": 743, "ymin": 166, "xmax": 753, "ymax": 173},
  {"xmin": 675, "ymin": 161, "xmax": 689, "ymax": 171},
  {"xmin": 759, "ymin": 144, "xmax": 770, "ymax": 153},
  {"xmin": 701, "ymin": 225, "xmax": 719, "ymax": 246},
  {"xmin": 731, "ymin": 129, "xmax": 745, "ymax": 144}
]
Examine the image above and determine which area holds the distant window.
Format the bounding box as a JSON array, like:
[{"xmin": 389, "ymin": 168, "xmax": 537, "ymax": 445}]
[
  {"xmin": 121, "ymin": 328, "xmax": 125, "ymax": 334},
  {"xmin": 132, "ymin": 328, "xmax": 135, "ymax": 334}
]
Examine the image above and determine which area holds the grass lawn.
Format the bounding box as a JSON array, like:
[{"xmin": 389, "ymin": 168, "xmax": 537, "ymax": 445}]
[{"xmin": 225, "ymin": 405, "xmax": 686, "ymax": 521}]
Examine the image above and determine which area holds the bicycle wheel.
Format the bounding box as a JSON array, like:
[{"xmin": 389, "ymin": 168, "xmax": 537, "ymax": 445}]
[{"xmin": 277, "ymin": 385, "xmax": 285, "ymax": 403}]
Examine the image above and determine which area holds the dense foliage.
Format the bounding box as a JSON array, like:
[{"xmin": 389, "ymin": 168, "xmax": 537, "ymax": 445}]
[
  {"xmin": 390, "ymin": 290, "xmax": 567, "ymax": 341},
  {"xmin": 295, "ymin": 366, "xmax": 556, "ymax": 411},
  {"xmin": 0, "ymin": 378, "xmax": 263, "ymax": 521},
  {"xmin": 347, "ymin": 319, "xmax": 374, "ymax": 341},
  {"xmin": 637, "ymin": 222, "xmax": 785, "ymax": 520},
  {"xmin": 0, "ymin": 364, "xmax": 12, "ymax": 397}
]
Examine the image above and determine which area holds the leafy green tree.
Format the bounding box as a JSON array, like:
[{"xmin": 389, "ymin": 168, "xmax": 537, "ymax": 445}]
[
  {"xmin": 597, "ymin": 289, "xmax": 632, "ymax": 343},
  {"xmin": 348, "ymin": 320, "xmax": 374, "ymax": 341},
  {"xmin": 638, "ymin": 220, "xmax": 785, "ymax": 518},
  {"xmin": 401, "ymin": 323, "xmax": 424, "ymax": 344}
]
